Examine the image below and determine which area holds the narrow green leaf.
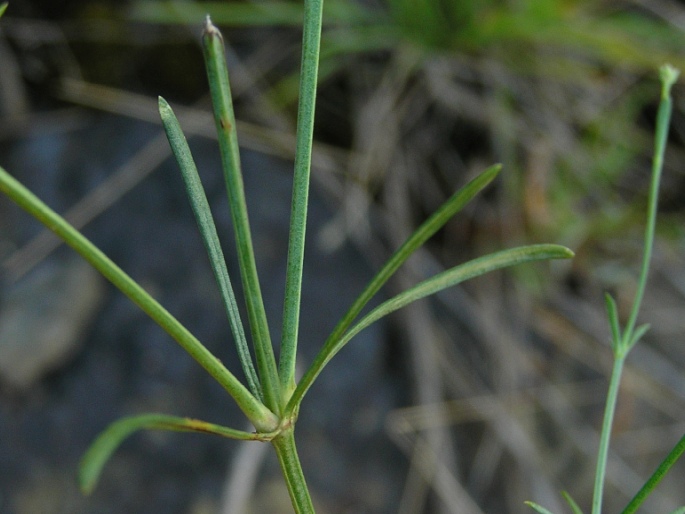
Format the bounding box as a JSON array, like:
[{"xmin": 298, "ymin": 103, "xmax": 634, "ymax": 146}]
[
  {"xmin": 80, "ymin": 413, "xmax": 275, "ymax": 494},
  {"xmin": 524, "ymin": 501, "xmax": 557, "ymax": 514},
  {"xmin": 0, "ymin": 166, "xmax": 278, "ymax": 433},
  {"xmin": 0, "ymin": 3, "xmax": 7, "ymax": 17},
  {"xmin": 626, "ymin": 323, "xmax": 650, "ymax": 353},
  {"xmin": 279, "ymin": 0, "xmax": 324, "ymax": 399},
  {"xmin": 621, "ymin": 432, "xmax": 685, "ymax": 514},
  {"xmin": 202, "ymin": 18, "xmax": 281, "ymax": 414},
  {"xmin": 603, "ymin": 292, "xmax": 622, "ymax": 354},
  {"xmin": 562, "ymin": 490, "xmax": 584, "ymax": 514},
  {"xmin": 283, "ymin": 164, "xmax": 500, "ymax": 414},
  {"xmin": 667, "ymin": 508, "xmax": 685, "ymax": 514},
  {"xmin": 158, "ymin": 96, "xmax": 262, "ymax": 401},
  {"xmin": 288, "ymin": 243, "xmax": 573, "ymax": 413}
]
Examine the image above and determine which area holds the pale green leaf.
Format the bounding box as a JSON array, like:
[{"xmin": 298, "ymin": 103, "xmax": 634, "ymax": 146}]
[
  {"xmin": 524, "ymin": 501, "xmax": 557, "ymax": 514},
  {"xmin": 159, "ymin": 96, "xmax": 261, "ymax": 401},
  {"xmin": 289, "ymin": 243, "xmax": 572, "ymax": 412},
  {"xmin": 80, "ymin": 413, "xmax": 273, "ymax": 494},
  {"xmin": 562, "ymin": 490, "xmax": 584, "ymax": 514}
]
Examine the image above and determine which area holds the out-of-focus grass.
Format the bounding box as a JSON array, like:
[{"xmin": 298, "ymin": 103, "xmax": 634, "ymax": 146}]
[{"xmin": 129, "ymin": 0, "xmax": 685, "ymax": 261}]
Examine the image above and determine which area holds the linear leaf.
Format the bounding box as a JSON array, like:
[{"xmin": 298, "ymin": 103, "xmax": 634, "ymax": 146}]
[
  {"xmin": 604, "ymin": 292, "xmax": 622, "ymax": 354},
  {"xmin": 80, "ymin": 413, "xmax": 274, "ymax": 494},
  {"xmin": 524, "ymin": 501, "xmax": 557, "ymax": 514},
  {"xmin": 283, "ymin": 164, "xmax": 500, "ymax": 412},
  {"xmin": 288, "ymin": 243, "xmax": 573, "ymax": 412},
  {"xmin": 159, "ymin": 96, "xmax": 262, "ymax": 401},
  {"xmin": 0, "ymin": 166, "xmax": 278, "ymax": 432},
  {"xmin": 279, "ymin": 0, "xmax": 324, "ymax": 399},
  {"xmin": 621, "ymin": 432, "xmax": 685, "ymax": 514},
  {"xmin": 202, "ymin": 18, "xmax": 281, "ymax": 413},
  {"xmin": 562, "ymin": 491, "xmax": 584, "ymax": 514}
]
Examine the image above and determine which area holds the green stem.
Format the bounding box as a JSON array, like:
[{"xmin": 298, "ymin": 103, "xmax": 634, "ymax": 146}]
[
  {"xmin": 621, "ymin": 432, "xmax": 685, "ymax": 514},
  {"xmin": 621, "ymin": 64, "xmax": 678, "ymax": 352},
  {"xmin": 272, "ymin": 428, "xmax": 316, "ymax": 514},
  {"xmin": 0, "ymin": 166, "xmax": 278, "ymax": 433},
  {"xmin": 202, "ymin": 18, "xmax": 281, "ymax": 414},
  {"xmin": 279, "ymin": 0, "xmax": 324, "ymax": 401},
  {"xmin": 592, "ymin": 355, "xmax": 626, "ymax": 514}
]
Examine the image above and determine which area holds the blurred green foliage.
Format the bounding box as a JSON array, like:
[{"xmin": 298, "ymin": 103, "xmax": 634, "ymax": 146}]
[{"xmin": 130, "ymin": 0, "xmax": 685, "ymax": 274}]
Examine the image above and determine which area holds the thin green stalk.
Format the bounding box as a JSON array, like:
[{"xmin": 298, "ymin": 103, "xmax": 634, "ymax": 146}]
[
  {"xmin": 202, "ymin": 18, "xmax": 281, "ymax": 414},
  {"xmin": 592, "ymin": 65, "xmax": 679, "ymax": 514},
  {"xmin": 591, "ymin": 355, "xmax": 626, "ymax": 514},
  {"xmin": 621, "ymin": 432, "xmax": 685, "ymax": 514},
  {"xmin": 620, "ymin": 65, "xmax": 679, "ymax": 352},
  {"xmin": 272, "ymin": 429, "xmax": 315, "ymax": 514},
  {"xmin": 280, "ymin": 0, "xmax": 325, "ymax": 401},
  {"xmin": 0, "ymin": 166, "xmax": 278, "ymax": 433},
  {"xmin": 158, "ymin": 96, "xmax": 262, "ymax": 401}
]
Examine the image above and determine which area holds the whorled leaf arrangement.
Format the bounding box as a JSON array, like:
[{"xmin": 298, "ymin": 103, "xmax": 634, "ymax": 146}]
[
  {"xmin": 526, "ymin": 65, "xmax": 683, "ymax": 514},
  {"xmin": 0, "ymin": 3, "xmax": 573, "ymax": 512}
]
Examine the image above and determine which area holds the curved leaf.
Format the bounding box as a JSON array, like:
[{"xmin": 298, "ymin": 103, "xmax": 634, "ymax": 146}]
[
  {"xmin": 283, "ymin": 164, "xmax": 501, "ymax": 413},
  {"xmin": 0, "ymin": 166, "xmax": 278, "ymax": 432},
  {"xmin": 80, "ymin": 413, "xmax": 275, "ymax": 494},
  {"xmin": 289, "ymin": 244, "xmax": 573, "ymax": 412}
]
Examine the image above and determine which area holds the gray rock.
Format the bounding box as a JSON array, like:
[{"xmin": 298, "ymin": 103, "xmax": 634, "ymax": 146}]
[{"xmin": 0, "ymin": 256, "xmax": 104, "ymax": 389}]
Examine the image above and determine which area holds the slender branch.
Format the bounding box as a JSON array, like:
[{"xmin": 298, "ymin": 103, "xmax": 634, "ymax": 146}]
[{"xmin": 620, "ymin": 66, "xmax": 677, "ymax": 350}]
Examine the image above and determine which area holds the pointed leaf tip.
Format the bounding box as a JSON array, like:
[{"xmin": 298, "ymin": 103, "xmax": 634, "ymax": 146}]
[
  {"xmin": 561, "ymin": 490, "xmax": 584, "ymax": 514},
  {"xmin": 524, "ymin": 501, "xmax": 557, "ymax": 514}
]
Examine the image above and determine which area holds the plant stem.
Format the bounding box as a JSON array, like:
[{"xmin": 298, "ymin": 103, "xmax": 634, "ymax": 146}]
[
  {"xmin": 621, "ymin": 66, "xmax": 675, "ymax": 349},
  {"xmin": 592, "ymin": 354, "xmax": 626, "ymax": 514},
  {"xmin": 202, "ymin": 18, "xmax": 282, "ymax": 414},
  {"xmin": 272, "ymin": 428, "xmax": 316, "ymax": 513},
  {"xmin": 280, "ymin": 0, "xmax": 324, "ymax": 400}
]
